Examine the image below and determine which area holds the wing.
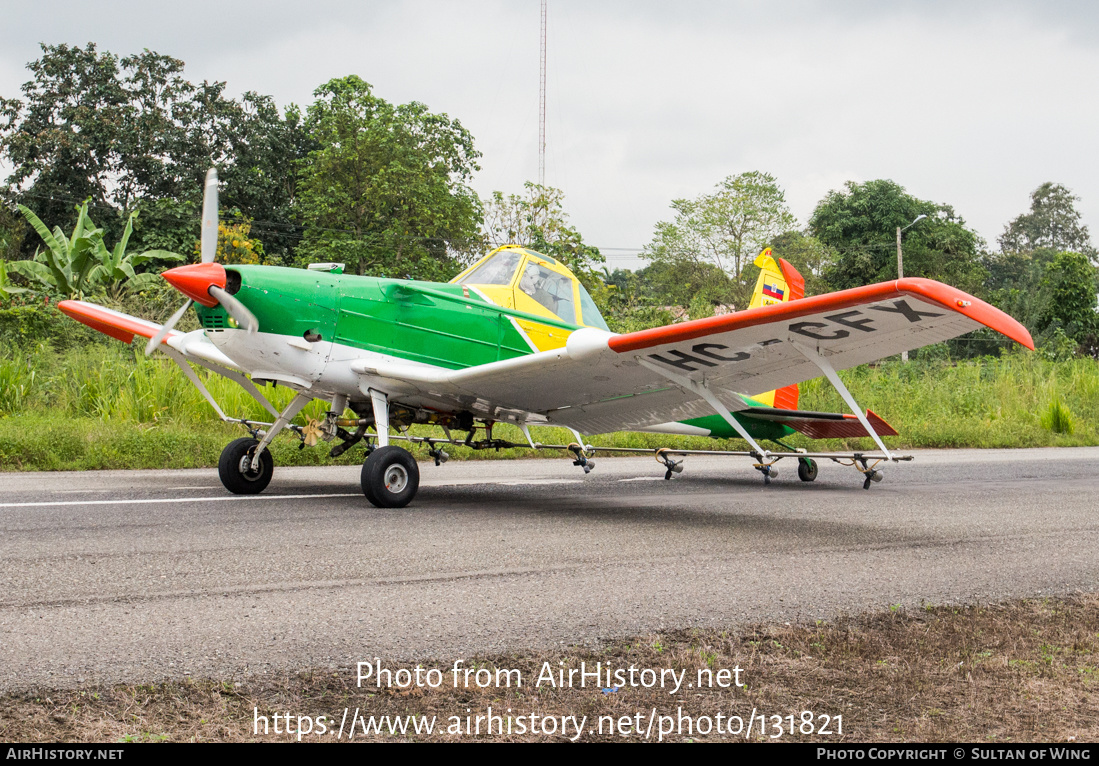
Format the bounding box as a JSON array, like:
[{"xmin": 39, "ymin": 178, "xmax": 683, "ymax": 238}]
[
  {"xmin": 352, "ymin": 278, "xmax": 1033, "ymax": 434},
  {"xmin": 58, "ymin": 300, "xmax": 241, "ymax": 371}
]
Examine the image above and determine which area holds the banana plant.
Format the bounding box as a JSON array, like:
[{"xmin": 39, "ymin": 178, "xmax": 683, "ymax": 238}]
[
  {"xmin": 86, "ymin": 212, "xmax": 183, "ymax": 299},
  {"xmin": 0, "ymin": 260, "xmax": 28, "ymax": 300},
  {"xmin": 9, "ymin": 202, "xmax": 182, "ymax": 298}
]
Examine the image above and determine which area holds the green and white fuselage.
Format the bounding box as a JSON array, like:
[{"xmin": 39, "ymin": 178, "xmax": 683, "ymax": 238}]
[{"xmin": 190, "ymin": 257, "xmax": 793, "ymax": 441}]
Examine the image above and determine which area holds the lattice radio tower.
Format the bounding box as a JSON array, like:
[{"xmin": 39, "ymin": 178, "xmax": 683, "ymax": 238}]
[{"xmin": 539, "ymin": 0, "xmax": 547, "ymax": 189}]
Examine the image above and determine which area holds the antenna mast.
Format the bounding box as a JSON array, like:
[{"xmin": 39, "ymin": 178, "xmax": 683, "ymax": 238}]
[{"xmin": 539, "ymin": 0, "xmax": 547, "ymax": 189}]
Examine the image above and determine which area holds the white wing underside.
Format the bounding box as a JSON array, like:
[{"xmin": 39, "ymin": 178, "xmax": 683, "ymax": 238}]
[{"xmin": 350, "ymin": 279, "xmax": 1031, "ymax": 435}]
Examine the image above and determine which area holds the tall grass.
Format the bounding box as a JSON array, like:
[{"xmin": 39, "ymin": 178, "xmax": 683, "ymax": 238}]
[
  {"xmin": 795, "ymin": 351, "xmax": 1099, "ymax": 449},
  {"xmin": 0, "ymin": 342, "xmax": 1097, "ymax": 471}
]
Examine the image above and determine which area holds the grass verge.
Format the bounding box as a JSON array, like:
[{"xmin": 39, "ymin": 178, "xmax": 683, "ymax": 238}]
[
  {"xmin": 3, "ymin": 595, "xmax": 1097, "ymax": 742},
  {"xmin": 2, "ymin": 343, "xmax": 1098, "ymax": 471}
]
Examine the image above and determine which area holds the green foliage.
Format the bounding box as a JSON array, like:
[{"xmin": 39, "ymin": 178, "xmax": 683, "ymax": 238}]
[
  {"xmin": 0, "ymin": 204, "xmax": 26, "ymax": 261},
  {"xmin": 0, "ymin": 350, "xmax": 36, "ymax": 415},
  {"xmin": 601, "ymin": 304, "xmax": 677, "ymax": 334},
  {"xmin": 0, "ymin": 260, "xmax": 28, "ymax": 300},
  {"xmin": 981, "ymin": 248, "xmax": 1055, "ymax": 333},
  {"xmin": 643, "ymin": 171, "xmax": 797, "ymax": 309},
  {"xmin": 1041, "ymin": 397, "xmax": 1074, "ymax": 435},
  {"xmin": 295, "ymin": 76, "xmax": 482, "ymax": 279},
  {"xmin": 0, "ymin": 301, "xmax": 104, "ymax": 350},
  {"xmin": 810, "ymin": 179, "xmax": 985, "ymax": 294},
  {"xmin": 635, "ymin": 260, "xmax": 736, "ymax": 308},
  {"xmin": 10, "ymin": 201, "xmax": 182, "ymax": 298},
  {"xmin": 481, "ymin": 183, "xmax": 605, "ymax": 286},
  {"xmin": 999, "ymin": 183, "xmax": 1095, "ymax": 258},
  {"xmin": 1038, "ymin": 326, "xmax": 1083, "ymax": 362},
  {"xmin": 0, "ymin": 44, "xmax": 307, "ymax": 260},
  {"xmin": 1036, "ymin": 251, "xmax": 1098, "ymax": 344},
  {"xmin": 794, "ymin": 352, "xmax": 1099, "ymax": 450},
  {"xmin": 767, "ymin": 230, "xmax": 836, "ymax": 296},
  {"xmin": 127, "ymin": 198, "xmax": 198, "ymax": 258}
]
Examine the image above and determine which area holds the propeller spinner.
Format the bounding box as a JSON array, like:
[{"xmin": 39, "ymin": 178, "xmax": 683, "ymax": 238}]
[{"xmin": 145, "ymin": 168, "xmax": 258, "ymax": 354}]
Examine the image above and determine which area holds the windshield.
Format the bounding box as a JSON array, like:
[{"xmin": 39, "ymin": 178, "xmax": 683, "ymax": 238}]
[{"xmin": 457, "ymin": 251, "xmax": 522, "ymax": 286}]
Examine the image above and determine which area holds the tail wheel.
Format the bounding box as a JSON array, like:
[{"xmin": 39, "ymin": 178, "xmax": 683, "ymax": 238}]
[
  {"xmin": 797, "ymin": 457, "xmax": 818, "ymax": 482},
  {"xmin": 218, "ymin": 437, "xmax": 274, "ymax": 494},
  {"xmin": 361, "ymin": 445, "xmax": 420, "ymax": 508}
]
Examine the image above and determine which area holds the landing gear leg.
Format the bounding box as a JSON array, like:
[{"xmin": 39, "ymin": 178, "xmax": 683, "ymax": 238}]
[
  {"xmin": 218, "ymin": 391, "xmax": 311, "ymax": 494},
  {"xmin": 359, "ymin": 388, "xmax": 419, "ymax": 507}
]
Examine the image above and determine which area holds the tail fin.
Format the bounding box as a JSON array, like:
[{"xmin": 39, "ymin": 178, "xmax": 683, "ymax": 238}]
[
  {"xmin": 748, "ymin": 248, "xmax": 806, "ymax": 410},
  {"xmin": 748, "ymin": 247, "xmax": 805, "ymax": 309}
]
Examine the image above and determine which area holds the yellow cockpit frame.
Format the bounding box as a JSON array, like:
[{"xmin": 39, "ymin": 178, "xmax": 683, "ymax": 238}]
[{"xmin": 452, "ymin": 245, "xmax": 607, "ymax": 331}]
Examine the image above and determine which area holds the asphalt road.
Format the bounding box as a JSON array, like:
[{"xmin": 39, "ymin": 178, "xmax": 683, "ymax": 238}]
[{"xmin": 1, "ymin": 447, "xmax": 1097, "ymax": 691}]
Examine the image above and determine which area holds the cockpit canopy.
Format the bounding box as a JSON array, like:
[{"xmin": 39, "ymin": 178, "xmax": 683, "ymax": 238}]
[{"xmin": 451, "ymin": 246, "xmax": 610, "ymax": 331}]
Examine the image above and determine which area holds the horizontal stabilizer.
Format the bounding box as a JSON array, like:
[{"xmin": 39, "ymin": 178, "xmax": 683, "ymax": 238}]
[{"xmin": 740, "ymin": 405, "xmax": 898, "ymax": 439}]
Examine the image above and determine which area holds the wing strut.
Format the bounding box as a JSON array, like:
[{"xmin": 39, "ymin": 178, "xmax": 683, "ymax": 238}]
[
  {"xmin": 637, "ymin": 357, "xmax": 769, "ymax": 458},
  {"xmin": 162, "ymin": 347, "xmax": 227, "ymax": 420},
  {"xmin": 791, "ymin": 342, "xmax": 893, "ymax": 460},
  {"xmin": 251, "ymin": 392, "xmax": 312, "ymax": 470},
  {"xmin": 161, "ymin": 346, "xmax": 280, "ymax": 420}
]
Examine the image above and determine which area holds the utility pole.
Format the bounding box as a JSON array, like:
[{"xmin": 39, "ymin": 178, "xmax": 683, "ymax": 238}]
[
  {"xmin": 539, "ymin": 0, "xmax": 547, "ymax": 190},
  {"xmin": 896, "ymin": 214, "xmax": 927, "ymax": 361}
]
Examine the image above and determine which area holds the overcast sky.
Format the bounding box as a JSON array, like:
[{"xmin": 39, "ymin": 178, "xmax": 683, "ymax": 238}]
[{"xmin": 2, "ymin": 1, "xmax": 1097, "ymax": 269}]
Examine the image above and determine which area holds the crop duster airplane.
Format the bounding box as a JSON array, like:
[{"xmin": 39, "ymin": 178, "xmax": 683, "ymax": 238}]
[{"xmin": 58, "ymin": 170, "xmax": 1033, "ymax": 507}]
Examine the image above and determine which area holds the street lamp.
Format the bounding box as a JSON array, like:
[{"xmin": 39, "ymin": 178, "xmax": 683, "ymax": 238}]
[
  {"xmin": 895, "ymin": 214, "xmax": 927, "ymax": 281},
  {"xmin": 896, "ymin": 214, "xmax": 927, "ymax": 361}
]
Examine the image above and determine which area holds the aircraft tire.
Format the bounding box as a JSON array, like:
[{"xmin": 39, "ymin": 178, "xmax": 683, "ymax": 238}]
[
  {"xmin": 797, "ymin": 457, "xmax": 818, "ymax": 482},
  {"xmin": 362, "ymin": 445, "xmax": 420, "ymax": 508},
  {"xmin": 218, "ymin": 437, "xmax": 274, "ymax": 494}
]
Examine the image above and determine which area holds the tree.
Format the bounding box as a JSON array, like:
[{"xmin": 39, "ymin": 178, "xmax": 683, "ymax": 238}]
[
  {"xmin": 981, "ymin": 249, "xmax": 1050, "ymax": 335},
  {"xmin": 0, "ymin": 44, "xmax": 308, "ymax": 259},
  {"xmin": 0, "ymin": 204, "xmax": 26, "ymax": 262},
  {"xmin": 642, "ymin": 171, "xmax": 797, "ymax": 309},
  {"xmin": 215, "ymin": 94, "xmax": 314, "ymax": 261},
  {"xmin": 999, "ymin": 183, "xmax": 1095, "ymax": 259},
  {"xmin": 809, "ymin": 179, "xmax": 985, "ymax": 294},
  {"xmin": 1035, "ymin": 251, "xmax": 1098, "ymax": 344},
  {"xmin": 481, "ymin": 182, "xmax": 605, "ymax": 285},
  {"xmin": 1, "ymin": 45, "xmax": 202, "ymax": 231},
  {"xmin": 295, "ymin": 76, "xmax": 482, "ymax": 280},
  {"xmin": 767, "ymin": 230, "xmax": 836, "ymax": 296}
]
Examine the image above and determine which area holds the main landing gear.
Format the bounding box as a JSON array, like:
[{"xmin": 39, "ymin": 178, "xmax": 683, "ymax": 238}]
[
  {"xmin": 218, "ymin": 437, "xmax": 274, "ymax": 494},
  {"xmin": 361, "ymin": 445, "xmax": 420, "ymax": 508}
]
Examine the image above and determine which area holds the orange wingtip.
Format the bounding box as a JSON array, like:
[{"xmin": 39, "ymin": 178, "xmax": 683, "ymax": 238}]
[
  {"xmin": 609, "ymin": 278, "xmax": 1034, "ymax": 353},
  {"xmin": 58, "ymin": 300, "xmax": 177, "ymax": 345}
]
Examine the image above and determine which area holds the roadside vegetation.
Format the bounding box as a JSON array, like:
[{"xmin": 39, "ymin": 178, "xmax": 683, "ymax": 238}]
[
  {"xmin": 0, "ymin": 326, "xmax": 1096, "ymax": 471},
  {"xmin": 4, "ymin": 595, "xmax": 1097, "ymax": 742}
]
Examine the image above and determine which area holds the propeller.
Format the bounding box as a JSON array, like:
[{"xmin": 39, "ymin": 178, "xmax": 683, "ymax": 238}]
[{"xmin": 146, "ymin": 168, "xmax": 258, "ymax": 355}]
